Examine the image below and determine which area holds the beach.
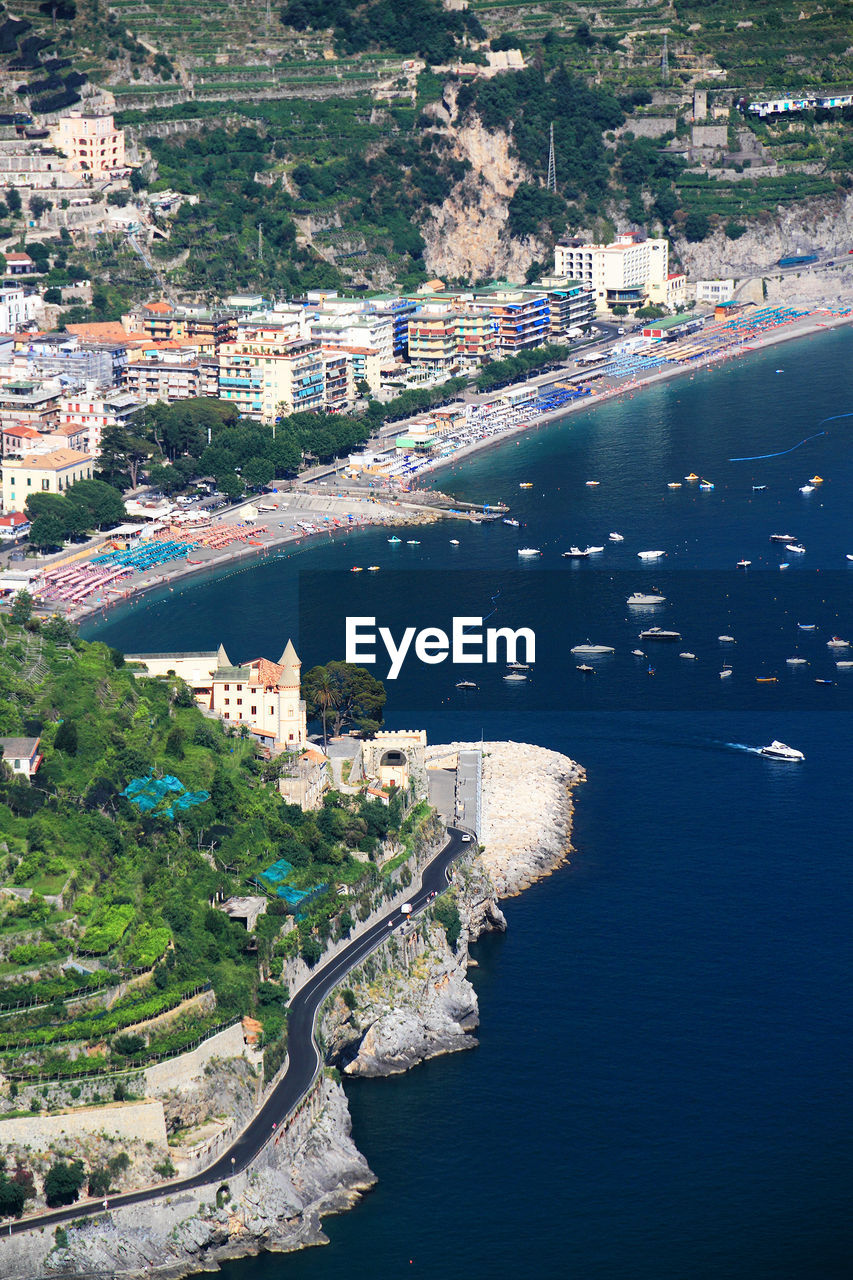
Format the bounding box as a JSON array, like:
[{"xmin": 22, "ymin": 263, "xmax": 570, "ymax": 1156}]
[{"xmin": 17, "ymin": 298, "xmax": 853, "ymax": 626}]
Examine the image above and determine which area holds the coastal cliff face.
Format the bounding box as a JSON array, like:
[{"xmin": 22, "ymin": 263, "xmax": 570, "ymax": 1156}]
[
  {"xmin": 421, "ymin": 88, "xmax": 545, "ymax": 283},
  {"xmin": 6, "ymin": 742, "xmax": 583, "ymax": 1280}
]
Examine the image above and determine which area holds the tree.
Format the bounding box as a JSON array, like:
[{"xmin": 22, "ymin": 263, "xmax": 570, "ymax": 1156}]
[
  {"xmin": 6, "ymin": 189, "xmax": 21, "ymax": 216},
  {"xmin": 216, "ymin": 471, "xmax": 244, "ymax": 502},
  {"xmin": 242, "ymin": 457, "xmax": 274, "ymax": 490},
  {"xmin": 44, "ymin": 1159, "xmax": 85, "ymax": 1208},
  {"xmin": 66, "ymin": 479, "xmax": 126, "ymax": 529},
  {"xmin": 307, "ymin": 668, "xmax": 339, "ymax": 749},
  {"xmin": 0, "ymin": 1173, "xmax": 25, "ymax": 1219},
  {"xmin": 684, "ymin": 211, "xmax": 710, "ymax": 242},
  {"xmin": 54, "ymin": 719, "xmax": 78, "ymax": 755},
  {"xmin": 9, "ymin": 590, "xmax": 33, "ymax": 625},
  {"xmin": 87, "ymin": 1166, "xmax": 112, "ymax": 1197},
  {"xmin": 97, "ymin": 425, "xmax": 152, "ymax": 491},
  {"xmin": 303, "ymin": 662, "xmax": 385, "ymax": 737},
  {"xmin": 28, "ymin": 513, "xmax": 67, "ymax": 552}
]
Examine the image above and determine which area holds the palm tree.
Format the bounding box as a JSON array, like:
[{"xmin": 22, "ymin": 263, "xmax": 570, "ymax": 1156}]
[{"xmin": 314, "ymin": 672, "xmax": 339, "ymax": 750}]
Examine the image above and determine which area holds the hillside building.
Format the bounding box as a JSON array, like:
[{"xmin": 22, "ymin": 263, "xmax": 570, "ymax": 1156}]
[
  {"xmin": 52, "ymin": 114, "xmax": 125, "ymax": 178},
  {"xmin": 554, "ymin": 233, "xmax": 670, "ymax": 313},
  {"xmin": 2, "ymin": 447, "xmax": 93, "ymax": 513}
]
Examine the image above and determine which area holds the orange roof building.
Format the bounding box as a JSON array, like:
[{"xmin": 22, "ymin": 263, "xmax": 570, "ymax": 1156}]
[{"xmin": 209, "ymin": 640, "xmax": 307, "ymax": 749}]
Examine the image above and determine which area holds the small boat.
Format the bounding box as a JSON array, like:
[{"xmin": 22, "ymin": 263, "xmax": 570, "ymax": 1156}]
[
  {"xmin": 387, "ymin": 536, "xmax": 402, "ymax": 543},
  {"xmin": 798, "ymin": 624, "xmax": 816, "ymax": 631},
  {"xmin": 809, "ymin": 476, "xmax": 824, "ymax": 484},
  {"xmin": 737, "ymin": 559, "xmax": 751, "ymax": 568},
  {"xmin": 407, "ymin": 539, "xmax": 420, "ymax": 545},
  {"xmin": 769, "ymin": 533, "xmax": 796, "ymax": 543},
  {"xmin": 455, "ymin": 680, "xmax": 478, "ymax": 690},
  {"xmin": 786, "ymin": 657, "xmax": 808, "ymax": 665},
  {"xmin": 638, "ymin": 550, "xmax": 665, "ymax": 560},
  {"xmin": 585, "ymin": 480, "xmax": 600, "ymax": 487},
  {"xmin": 503, "ymin": 672, "xmax": 527, "ymax": 682},
  {"xmin": 667, "ymin": 482, "xmax": 682, "ymax": 489},
  {"xmin": 519, "ymin": 482, "xmax": 533, "ymax": 489},
  {"xmin": 786, "ymin": 543, "xmax": 806, "ymax": 554},
  {"xmin": 760, "ymin": 741, "xmax": 804, "ymax": 761},
  {"xmin": 685, "ymin": 473, "xmax": 699, "ymax": 481},
  {"xmin": 627, "ymin": 592, "xmax": 666, "ymax": 605},
  {"xmin": 350, "ymin": 566, "xmax": 363, "ymax": 573},
  {"xmin": 827, "ymin": 636, "xmax": 850, "ymax": 648},
  {"xmin": 799, "ymin": 485, "xmax": 814, "ymax": 494},
  {"xmin": 503, "ymin": 518, "xmax": 520, "ymax": 527},
  {"xmin": 507, "ymin": 662, "xmax": 529, "ymax": 671},
  {"xmin": 815, "ymin": 678, "xmax": 835, "ymax": 685},
  {"xmin": 609, "ymin": 532, "xmax": 624, "ymax": 541},
  {"xmin": 576, "ymin": 664, "xmax": 595, "ymax": 673},
  {"xmin": 518, "ymin": 547, "xmax": 541, "ymax": 557},
  {"xmin": 718, "ymin": 635, "xmax": 736, "ymax": 643},
  {"xmin": 775, "ymin": 369, "xmax": 784, "ymax": 373},
  {"xmin": 584, "ymin": 545, "xmax": 605, "ymax": 554},
  {"xmin": 780, "ymin": 563, "xmax": 790, "ymax": 570},
  {"xmin": 631, "ymin": 649, "xmax": 646, "ymax": 657},
  {"xmin": 639, "ymin": 628, "xmax": 681, "ymax": 641},
  {"xmin": 449, "ymin": 539, "xmax": 460, "ymax": 545},
  {"xmin": 756, "ymin": 676, "xmax": 777, "ymax": 683},
  {"xmin": 679, "ymin": 652, "xmax": 696, "ymax": 660},
  {"xmin": 699, "ymin": 480, "xmax": 715, "ymax": 491},
  {"xmin": 836, "ymin": 660, "xmax": 853, "ymax": 669},
  {"xmin": 720, "ymin": 667, "xmax": 733, "ymax": 679},
  {"xmin": 562, "ymin": 546, "xmax": 589, "ymax": 558},
  {"xmin": 570, "ymin": 642, "xmax": 615, "ymax": 655},
  {"xmin": 752, "ymin": 485, "xmax": 767, "ymax": 491},
  {"xmin": 367, "ymin": 565, "xmax": 380, "ymax": 572},
  {"xmin": 846, "ymin": 554, "xmax": 853, "ymax": 562}
]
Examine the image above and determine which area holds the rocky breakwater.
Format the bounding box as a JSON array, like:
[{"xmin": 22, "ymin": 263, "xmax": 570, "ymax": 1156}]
[{"xmin": 324, "ymin": 741, "xmax": 584, "ymax": 1077}]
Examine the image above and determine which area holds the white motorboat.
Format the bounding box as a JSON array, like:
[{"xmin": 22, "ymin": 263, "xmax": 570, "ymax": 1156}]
[
  {"xmin": 367, "ymin": 565, "xmax": 380, "ymax": 572},
  {"xmin": 570, "ymin": 642, "xmax": 615, "ymax": 655},
  {"xmin": 350, "ymin": 566, "xmax": 363, "ymax": 573},
  {"xmin": 585, "ymin": 545, "xmax": 605, "ymax": 554},
  {"xmin": 679, "ymin": 652, "xmax": 697, "ymax": 659},
  {"xmin": 667, "ymin": 482, "xmax": 682, "ymax": 489},
  {"xmin": 631, "ymin": 649, "xmax": 646, "ymax": 657},
  {"xmin": 836, "ymin": 661, "xmax": 853, "ymax": 669},
  {"xmin": 786, "ymin": 543, "xmax": 806, "ymax": 554},
  {"xmin": 827, "ymin": 636, "xmax": 850, "ymax": 648},
  {"xmin": 507, "ymin": 662, "xmax": 529, "ymax": 671},
  {"xmin": 503, "ymin": 518, "xmax": 520, "ymax": 527},
  {"xmin": 585, "ymin": 480, "xmax": 600, "ymax": 486},
  {"xmin": 718, "ymin": 635, "xmax": 736, "ymax": 643},
  {"xmin": 407, "ymin": 540, "xmax": 420, "ymax": 545},
  {"xmin": 609, "ymin": 532, "xmax": 624, "ymax": 541},
  {"xmin": 449, "ymin": 539, "xmax": 460, "ymax": 545},
  {"xmin": 779, "ymin": 563, "xmax": 790, "ymax": 570},
  {"xmin": 387, "ymin": 536, "xmax": 402, "ymax": 543},
  {"xmin": 503, "ymin": 672, "xmax": 527, "ymax": 682},
  {"xmin": 576, "ymin": 663, "xmax": 595, "ymax": 673},
  {"xmin": 760, "ymin": 741, "xmax": 804, "ymax": 762},
  {"xmin": 638, "ymin": 550, "xmax": 665, "ymax": 560},
  {"xmin": 770, "ymin": 533, "xmax": 796, "ymax": 542},
  {"xmin": 518, "ymin": 547, "xmax": 541, "ymax": 557},
  {"xmin": 719, "ymin": 666, "xmax": 733, "ymax": 679},
  {"xmin": 786, "ymin": 657, "xmax": 809, "ymax": 665},
  {"xmin": 799, "ymin": 485, "xmax": 815, "ymax": 493},
  {"xmin": 753, "ymin": 485, "xmax": 767, "ymax": 491},
  {"xmin": 455, "ymin": 681, "xmax": 478, "ymax": 690},
  {"xmin": 736, "ymin": 559, "xmax": 751, "ymax": 568},
  {"xmin": 562, "ymin": 546, "xmax": 589, "ymax": 558},
  {"xmin": 847, "ymin": 554, "xmax": 853, "ymax": 562},
  {"xmin": 639, "ymin": 628, "xmax": 681, "ymax": 641},
  {"xmin": 627, "ymin": 592, "xmax": 666, "ymax": 605},
  {"xmin": 798, "ymin": 623, "xmax": 816, "ymax": 631}
]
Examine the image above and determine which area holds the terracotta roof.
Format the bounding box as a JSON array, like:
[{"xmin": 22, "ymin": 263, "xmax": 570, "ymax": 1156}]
[
  {"xmin": 303, "ymin": 748, "xmax": 327, "ymax": 765},
  {"xmin": 66, "ymin": 321, "xmax": 131, "ymax": 343},
  {"xmin": 251, "ymin": 657, "xmax": 287, "ymax": 688},
  {"xmin": 11, "ymin": 447, "xmax": 92, "ymax": 469},
  {"xmin": 0, "ymin": 511, "xmax": 28, "ymax": 525},
  {"xmin": 2, "ymin": 424, "xmax": 41, "ymax": 437},
  {"xmin": 5, "ymin": 253, "xmax": 34, "ymax": 264},
  {"xmin": 143, "ymin": 300, "xmax": 173, "ymax": 314}
]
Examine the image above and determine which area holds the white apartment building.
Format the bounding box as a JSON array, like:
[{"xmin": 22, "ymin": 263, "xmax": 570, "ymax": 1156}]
[
  {"xmin": 0, "ymin": 286, "xmax": 38, "ymax": 333},
  {"xmin": 694, "ymin": 279, "xmax": 736, "ymax": 305},
  {"xmin": 59, "ymin": 388, "xmax": 145, "ymax": 454},
  {"xmin": 554, "ymin": 233, "xmax": 670, "ymax": 313}
]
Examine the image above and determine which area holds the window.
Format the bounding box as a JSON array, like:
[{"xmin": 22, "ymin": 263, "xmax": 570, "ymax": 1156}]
[
  {"xmin": 250, "ymin": 705, "xmax": 257, "ymax": 716},
  {"xmin": 269, "ymin": 706, "xmax": 274, "ymax": 716},
  {"xmin": 224, "ymin": 683, "xmax": 230, "ymax": 691},
  {"xmin": 224, "ymin": 698, "xmax": 230, "ymax": 706},
  {"xmin": 288, "ymin": 734, "xmax": 294, "ymax": 741},
  {"xmin": 236, "ymin": 684, "xmax": 243, "ymax": 692},
  {"xmin": 236, "ymin": 698, "xmax": 242, "ymax": 706},
  {"xmin": 41, "ymin": 479, "xmax": 48, "ymax": 490}
]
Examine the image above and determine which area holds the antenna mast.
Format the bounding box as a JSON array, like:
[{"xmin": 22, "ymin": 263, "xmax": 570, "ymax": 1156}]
[{"xmin": 546, "ymin": 121, "xmax": 556, "ymax": 193}]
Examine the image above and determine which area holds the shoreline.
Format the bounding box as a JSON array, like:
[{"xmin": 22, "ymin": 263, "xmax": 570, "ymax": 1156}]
[{"xmin": 67, "ymin": 303, "xmax": 853, "ymax": 633}]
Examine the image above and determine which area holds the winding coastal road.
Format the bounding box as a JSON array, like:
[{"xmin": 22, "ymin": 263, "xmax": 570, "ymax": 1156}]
[{"xmin": 4, "ymin": 825, "xmax": 468, "ymax": 1238}]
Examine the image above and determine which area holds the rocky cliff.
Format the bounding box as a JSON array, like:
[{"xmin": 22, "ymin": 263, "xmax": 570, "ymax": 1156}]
[{"xmin": 421, "ymin": 87, "xmax": 546, "ymax": 283}]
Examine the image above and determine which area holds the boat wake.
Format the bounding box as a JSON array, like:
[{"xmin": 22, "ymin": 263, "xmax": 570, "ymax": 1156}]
[{"xmin": 723, "ymin": 742, "xmax": 764, "ymax": 755}]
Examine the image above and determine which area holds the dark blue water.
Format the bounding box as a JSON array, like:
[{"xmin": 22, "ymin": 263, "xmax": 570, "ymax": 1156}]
[{"xmin": 84, "ymin": 331, "xmax": 853, "ymax": 1279}]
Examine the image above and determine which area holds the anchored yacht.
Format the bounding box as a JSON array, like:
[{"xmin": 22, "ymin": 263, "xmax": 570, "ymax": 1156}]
[
  {"xmin": 760, "ymin": 741, "xmax": 804, "ymax": 762},
  {"xmin": 627, "ymin": 591, "xmax": 666, "ymax": 605}
]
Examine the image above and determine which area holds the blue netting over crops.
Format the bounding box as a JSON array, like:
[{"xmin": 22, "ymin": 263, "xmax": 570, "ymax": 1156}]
[
  {"xmin": 121, "ymin": 775, "xmax": 210, "ymax": 821},
  {"xmin": 259, "ymin": 858, "xmax": 326, "ymax": 913}
]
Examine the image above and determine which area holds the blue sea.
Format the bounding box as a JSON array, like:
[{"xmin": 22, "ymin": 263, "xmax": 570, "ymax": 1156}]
[{"xmin": 84, "ymin": 329, "xmax": 853, "ymax": 1279}]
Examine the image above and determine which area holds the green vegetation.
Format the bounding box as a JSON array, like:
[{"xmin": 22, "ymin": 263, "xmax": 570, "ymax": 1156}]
[
  {"xmin": 302, "ymin": 662, "xmax": 387, "ymax": 740},
  {"xmin": 24, "ymin": 481, "xmax": 126, "ymax": 554},
  {"xmin": 43, "ymin": 1159, "xmax": 85, "ymax": 1208},
  {"xmin": 476, "ymin": 343, "xmax": 568, "ymax": 392},
  {"xmin": 280, "ymin": 0, "xmax": 485, "ymax": 62},
  {"xmin": 0, "ymin": 616, "xmax": 418, "ymax": 1085}
]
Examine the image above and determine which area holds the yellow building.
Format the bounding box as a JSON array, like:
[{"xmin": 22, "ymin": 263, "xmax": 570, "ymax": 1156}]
[
  {"xmin": 2, "ymin": 448, "xmax": 93, "ymax": 514},
  {"xmin": 52, "ymin": 114, "xmax": 125, "ymax": 178},
  {"xmin": 209, "ymin": 640, "xmax": 307, "ymax": 750},
  {"xmin": 219, "ymin": 332, "xmax": 327, "ymax": 423}
]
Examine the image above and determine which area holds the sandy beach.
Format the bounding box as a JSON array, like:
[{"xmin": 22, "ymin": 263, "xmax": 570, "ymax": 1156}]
[{"xmin": 25, "ymin": 299, "xmax": 853, "ymax": 627}]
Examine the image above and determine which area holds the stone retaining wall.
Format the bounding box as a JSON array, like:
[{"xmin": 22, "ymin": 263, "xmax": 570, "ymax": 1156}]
[{"xmin": 0, "ymin": 1098, "xmax": 167, "ymax": 1150}]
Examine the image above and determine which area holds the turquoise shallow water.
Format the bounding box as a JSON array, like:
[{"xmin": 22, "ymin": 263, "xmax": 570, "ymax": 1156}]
[{"xmin": 84, "ymin": 329, "xmax": 853, "ymax": 1279}]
